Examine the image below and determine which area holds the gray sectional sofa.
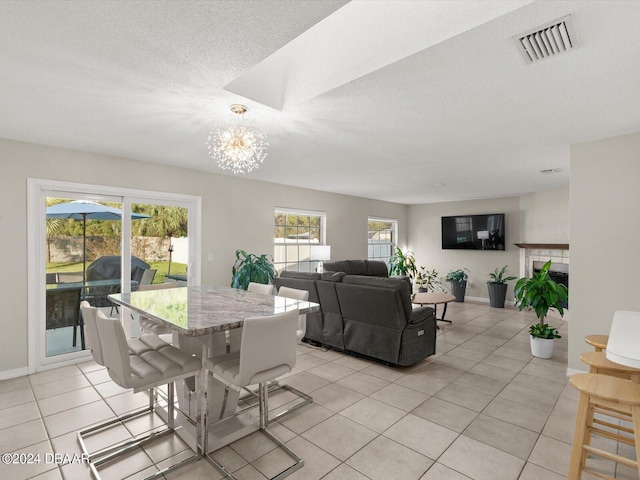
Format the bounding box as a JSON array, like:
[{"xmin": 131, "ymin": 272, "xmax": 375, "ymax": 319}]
[{"xmin": 273, "ymin": 260, "xmax": 437, "ymax": 366}]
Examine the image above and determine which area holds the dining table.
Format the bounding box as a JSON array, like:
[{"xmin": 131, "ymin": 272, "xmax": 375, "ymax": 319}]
[{"xmin": 109, "ymin": 285, "xmax": 321, "ymax": 453}]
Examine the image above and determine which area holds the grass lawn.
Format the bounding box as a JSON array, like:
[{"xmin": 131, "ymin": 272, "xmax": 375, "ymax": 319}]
[{"xmin": 46, "ymin": 261, "xmax": 187, "ymax": 284}]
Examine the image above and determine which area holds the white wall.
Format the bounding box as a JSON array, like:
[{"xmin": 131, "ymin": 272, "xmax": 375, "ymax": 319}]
[
  {"xmin": 0, "ymin": 138, "xmax": 407, "ymax": 374},
  {"xmin": 568, "ymin": 132, "xmax": 640, "ymax": 370},
  {"xmin": 519, "ymin": 185, "xmax": 569, "ymax": 244},
  {"xmin": 407, "ymin": 197, "xmax": 521, "ymax": 302},
  {"xmin": 0, "ymin": 135, "xmax": 581, "ymax": 375}
]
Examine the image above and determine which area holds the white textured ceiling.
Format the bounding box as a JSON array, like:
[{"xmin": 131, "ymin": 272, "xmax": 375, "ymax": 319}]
[
  {"xmin": 1, "ymin": 0, "xmax": 639, "ymax": 205},
  {"xmin": 226, "ymin": 1, "xmax": 533, "ymax": 110}
]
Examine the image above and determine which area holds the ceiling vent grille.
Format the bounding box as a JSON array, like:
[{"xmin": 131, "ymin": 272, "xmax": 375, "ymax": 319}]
[{"xmin": 514, "ymin": 15, "xmax": 575, "ymax": 64}]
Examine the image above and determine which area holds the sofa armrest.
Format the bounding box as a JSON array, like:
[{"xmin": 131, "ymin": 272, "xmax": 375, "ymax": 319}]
[{"xmin": 409, "ymin": 306, "xmax": 435, "ymax": 325}]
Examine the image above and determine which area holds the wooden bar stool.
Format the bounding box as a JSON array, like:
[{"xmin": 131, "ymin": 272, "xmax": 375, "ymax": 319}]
[
  {"xmin": 569, "ymin": 373, "xmax": 640, "ymax": 480},
  {"xmin": 580, "ymin": 351, "xmax": 640, "ymax": 383},
  {"xmin": 580, "ymin": 351, "xmax": 640, "ymax": 423},
  {"xmin": 585, "ymin": 334, "xmax": 609, "ymax": 352}
]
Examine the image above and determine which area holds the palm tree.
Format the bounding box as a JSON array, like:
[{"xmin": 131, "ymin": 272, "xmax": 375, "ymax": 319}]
[
  {"xmin": 133, "ymin": 206, "xmax": 188, "ymax": 238},
  {"xmin": 45, "ymin": 197, "xmax": 68, "ymax": 263}
]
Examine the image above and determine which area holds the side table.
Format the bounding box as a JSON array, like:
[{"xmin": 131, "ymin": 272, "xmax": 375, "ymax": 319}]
[{"xmin": 412, "ymin": 292, "xmax": 456, "ymax": 324}]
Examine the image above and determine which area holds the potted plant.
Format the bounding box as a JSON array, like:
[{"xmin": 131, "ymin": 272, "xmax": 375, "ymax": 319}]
[
  {"xmin": 416, "ymin": 267, "xmax": 442, "ymax": 293},
  {"xmin": 231, "ymin": 249, "xmax": 277, "ymax": 290},
  {"xmin": 527, "ymin": 323, "xmax": 562, "ymax": 358},
  {"xmin": 415, "ymin": 268, "xmax": 428, "ymax": 292},
  {"xmin": 514, "ymin": 260, "xmax": 568, "ymax": 359},
  {"xmin": 487, "ymin": 265, "xmax": 517, "ymax": 308},
  {"xmin": 446, "ymin": 268, "xmax": 469, "ymax": 302},
  {"xmin": 388, "ymin": 247, "xmax": 417, "ymax": 278}
]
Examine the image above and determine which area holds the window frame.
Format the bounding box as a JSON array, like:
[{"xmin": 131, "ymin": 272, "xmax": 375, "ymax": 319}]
[
  {"xmin": 367, "ymin": 216, "xmax": 398, "ymax": 264},
  {"xmin": 274, "ymin": 207, "xmax": 327, "ymax": 273},
  {"xmin": 27, "ymin": 178, "xmax": 201, "ymax": 373}
]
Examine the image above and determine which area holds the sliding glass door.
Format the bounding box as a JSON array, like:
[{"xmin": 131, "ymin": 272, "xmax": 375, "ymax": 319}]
[
  {"xmin": 44, "ymin": 192, "xmax": 123, "ymax": 358},
  {"xmin": 29, "ymin": 179, "xmax": 201, "ymax": 371}
]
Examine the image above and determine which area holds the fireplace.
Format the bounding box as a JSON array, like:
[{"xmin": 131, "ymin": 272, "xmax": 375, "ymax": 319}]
[
  {"xmin": 515, "ymin": 243, "xmax": 569, "ymax": 312},
  {"xmin": 533, "ymin": 261, "xmax": 569, "ymax": 309}
]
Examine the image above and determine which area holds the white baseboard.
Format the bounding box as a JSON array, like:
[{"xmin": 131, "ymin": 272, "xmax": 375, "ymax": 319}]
[
  {"xmin": 566, "ymin": 367, "xmax": 587, "ymax": 377},
  {"xmin": 0, "ymin": 366, "xmax": 29, "ymax": 381}
]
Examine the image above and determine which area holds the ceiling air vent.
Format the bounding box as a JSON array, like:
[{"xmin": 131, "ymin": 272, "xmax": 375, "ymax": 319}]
[
  {"xmin": 540, "ymin": 168, "xmax": 560, "ymax": 175},
  {"xmin": 514, "ymin": 15, "xmax": 576, "ymax": 64}
]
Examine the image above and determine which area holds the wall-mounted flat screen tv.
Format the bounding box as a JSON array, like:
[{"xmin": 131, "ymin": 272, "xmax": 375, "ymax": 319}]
[{"xmin": 441, "ymin": 213, "xmax": 506, "ymax": 250}]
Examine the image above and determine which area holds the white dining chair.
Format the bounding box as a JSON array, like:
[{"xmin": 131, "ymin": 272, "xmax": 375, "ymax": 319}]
[
  {"xmin": 277, "ymin": 286, "xmax": 309, "ymax": 343},
  {"xmin": 247, "ymin": 282, "xmax": 274, "ymax": 295},
  {"xmin": 203, "ymin": 310, "xmax": 304, "ymax": 480},
  {"xmin": 90, "ymin": 310, "xmax": 202, "ymax": 479},
  {"xmin": 266, "ymin": 287, "xmax": 315, "ymax": 421},
  {"xmin": 77, "ymin": 303, "xmax": 201, "ymax": 479}
]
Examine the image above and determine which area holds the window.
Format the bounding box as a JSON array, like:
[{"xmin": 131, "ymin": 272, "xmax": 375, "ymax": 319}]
[
  {"xmin": 368, "ymin": 217, "xmax": 397, "ymax": 264},
  {"xmin": 274, "ymin": 208, "xmax": 326, "ymax": 273}
]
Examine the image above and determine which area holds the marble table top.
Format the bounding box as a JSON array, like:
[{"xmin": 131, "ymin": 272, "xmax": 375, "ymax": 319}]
[{"xmin": 109, "ymin": 285, "xmax": 320, "ymax": 336}]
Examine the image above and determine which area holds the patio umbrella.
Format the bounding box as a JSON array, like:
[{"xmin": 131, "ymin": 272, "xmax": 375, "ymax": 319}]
[{"xmin": 45, "ymin": 200, "xmax": 150, "ymax": 285}]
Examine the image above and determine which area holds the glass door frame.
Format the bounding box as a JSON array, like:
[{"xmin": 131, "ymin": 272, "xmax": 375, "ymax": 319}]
[{"xmin": 27, "ymin": 178, "xmax": 201, "ymax": 373}]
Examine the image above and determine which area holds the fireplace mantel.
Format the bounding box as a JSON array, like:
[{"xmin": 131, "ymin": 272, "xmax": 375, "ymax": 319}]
[
  {"xmin": 515, "ymin": 243, "xmax": 569, "ymax": 250},
  {"xmin": 517, "ymin": 243, "xmax": 570, "ymax": 281}
]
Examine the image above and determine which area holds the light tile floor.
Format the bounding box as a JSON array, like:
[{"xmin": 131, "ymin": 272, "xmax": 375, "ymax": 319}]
[{"xmin": 0, "ymin": 302, "xmax": 635, "ymax": 479}]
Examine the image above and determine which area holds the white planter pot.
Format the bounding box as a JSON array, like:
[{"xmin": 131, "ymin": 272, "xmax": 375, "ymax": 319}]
[{"xmin": 530, "ymin": 335, "xmax": 554, "ymax": 359}]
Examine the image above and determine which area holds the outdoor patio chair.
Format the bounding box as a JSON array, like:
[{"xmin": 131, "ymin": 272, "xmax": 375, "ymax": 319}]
[
  {"xmin": 139, "ymin": 268, "xmax": 157, "ymax": 287},
  {"xmin": 45, "ymin": 288, "xmax": 84, "ymax": 350},
  {"xmin": 57, "ymin": 271, "xmax": 84, "ymax": 283}
]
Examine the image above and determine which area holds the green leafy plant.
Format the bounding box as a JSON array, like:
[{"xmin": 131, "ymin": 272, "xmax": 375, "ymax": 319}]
[
  {"xmin": 388, "ymin": 247, "xmax": 417, "ymax": 278},
  {"xmin": 529, "ymin": 323, "xmax": 561, "ymax": 339},
  {"xmin": 416, "ymin": 267, "xmax": 442, "ymax": 291},
  {"xmin": 445, "ymin": 268, "xmax": 469, "ymax": 282},
  {"xmin": 488, "ymin": 265, "xmax": 517, "ymax": 285},
  {"xmin": 231, "ymin": 249, "xmax": 277, "ymax": 290},
  {"xmin": 514, "ymin": 260, "xmax": 568, "ymax": 323}
]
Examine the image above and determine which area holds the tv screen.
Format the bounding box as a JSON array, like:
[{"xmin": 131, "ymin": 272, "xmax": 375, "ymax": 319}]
[{"xmin": 441, "ymin": 213, "xmax": 506, "ymax": 250}]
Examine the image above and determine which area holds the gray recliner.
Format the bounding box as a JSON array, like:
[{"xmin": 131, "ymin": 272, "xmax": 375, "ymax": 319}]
[
  {"xmin": 323, "ymin": 259, "xmax": 389, "ymax": 277},
  {"xmin": 336, "ymin": 275, "xmax": 436, "ymax": 366},
  {"xmin": 274, "ymin": 266, "xmax": 436, "ymax": 366}
]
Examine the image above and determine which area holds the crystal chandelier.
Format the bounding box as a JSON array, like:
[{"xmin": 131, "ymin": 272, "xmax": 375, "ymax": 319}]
[{"xmin": 206, "ymin": 104, "xmax": 268, "ymax": 174}]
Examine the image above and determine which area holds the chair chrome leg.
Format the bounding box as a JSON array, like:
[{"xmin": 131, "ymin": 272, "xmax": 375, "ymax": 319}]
[
  {"xmin": 237, "ymin": 381, "xmax": 312, "ymax": 424},
  {"xmin": 204, "ymin": 428, "xmax": 303, "ymax": 480},
  {"xmin": 168, "ymin": 382, "xmax": 175, "ymax": 429},
  {"xmin": 204, "ymin": 455, "xmax": 236, "ymax": 479},
  {"xmin": 261, "ymin": 428, "xmax": 304, "ymax": 480},
  {"xmin": 85, "ymin": 378, "xmax": 202, "ymax": 480},
  {"xmin": 77, "ymin": 403, "xmax": 155, "ymax": 460},
  {"xmin": 204, "ymin": 379, "xmax": 304, "ymax": 480},
  {"xmin": 202, "ymin": 370, "xmax": 209, "ymax": 456},
  {"xmin": 266, "ymin": 383, "xmax": 312, "ymax": 424},
  {"xmin": 91, "ymin": 442, "xmax": 200, "ymax": 480},
  {"xmin": 259, "ymin": 382, "xmax": 268, "ymax": 429}
]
